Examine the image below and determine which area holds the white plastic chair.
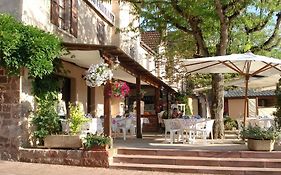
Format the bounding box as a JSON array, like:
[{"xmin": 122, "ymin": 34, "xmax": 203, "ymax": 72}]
[
  {"xmin": 177, "ymin": 119, "xmax": 197, "ymax": 143},
  {"xmin": 114, "ymin": 118, "xmax": 135, "ymax": 140},
  {"xmin": 196, "ymin": 119, "xmax": 214, "ymax": 143},
  {"xmin": 158, "ymin": 111, "xmax": 165, "ymax": 125},
  {"xmin": 164, "ymin": 119, "xmax": 181, "ymax": 144}
]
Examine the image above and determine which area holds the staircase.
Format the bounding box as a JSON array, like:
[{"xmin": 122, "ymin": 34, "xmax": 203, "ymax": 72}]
[
  {"xmin": 111, "ymin": 148, "xmax": 281, "ymax": 174},
  {"xmin": 224, "ymin": 130, "xmax": 239, "ymax": 139}
]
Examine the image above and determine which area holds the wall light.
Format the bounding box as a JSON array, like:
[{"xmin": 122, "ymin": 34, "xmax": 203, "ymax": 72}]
[{"xmin": 113, "ymin": 56, "xmax": 120, "ymax": 69}]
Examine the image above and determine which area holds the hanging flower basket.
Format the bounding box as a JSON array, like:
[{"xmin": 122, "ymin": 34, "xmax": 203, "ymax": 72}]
[
  {"xmin": 109, "ymin": 81, "xmax": 130, "ymax": 98},
  {"xmin": 84, "ymin": 63, "xmax": 113, "ymax": 87}
]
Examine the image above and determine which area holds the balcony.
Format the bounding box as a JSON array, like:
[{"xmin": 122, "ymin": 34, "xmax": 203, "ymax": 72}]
[{"xmin": 85, "ymin": 0, "xmax": 115, "ymax": 25}]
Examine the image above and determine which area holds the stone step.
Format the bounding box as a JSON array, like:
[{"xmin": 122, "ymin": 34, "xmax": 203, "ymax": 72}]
[
  {"xmin": 111, "ymin": 162, "xmax": 281, "ymax": 175},
  {"xmin": 224, "ymin": 130, "xmax": 239, "ymax": 134},
  {"xmin": 113, "ymin": 154, "xmax": 281, "ymax": 168},
  {"xmin": 117, "ymin": 148, "xmax": 281, "ymax": 159},
  {"xmin": 224, "ymin": 134, "xmax": 238, "ymax": 139}
]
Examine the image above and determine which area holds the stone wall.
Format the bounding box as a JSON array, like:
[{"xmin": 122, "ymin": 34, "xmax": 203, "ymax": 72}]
[
  {"xmin": 0, "ymin": 68, "xmax": 21, "ymax": 160},
  {"xmin": 19, "ymin": 148, "xmax": 109, "ymax": 168}
]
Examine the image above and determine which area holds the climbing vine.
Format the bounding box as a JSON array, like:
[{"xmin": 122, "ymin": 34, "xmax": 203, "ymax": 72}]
[
  {"xmin": 0, "ymin": 13, "xmax": 62, "ymax": 78},
  {"xmin": 0, "ymin": 14, "xmax": 65, "ymax": 144}
]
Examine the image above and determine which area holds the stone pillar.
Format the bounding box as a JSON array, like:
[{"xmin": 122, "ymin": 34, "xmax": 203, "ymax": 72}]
[{"xmin": 0, "ymin": 68, "xmax": 21, "ymax": 160}]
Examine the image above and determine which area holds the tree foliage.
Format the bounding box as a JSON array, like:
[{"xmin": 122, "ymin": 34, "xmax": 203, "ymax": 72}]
[
  {"xmin": 0, "ymin": 14, "xmax": 64, "ymax": 144},
  {"xmin": 0, "ymin": 13, "xmax": 62, "ymax": 78},
  {"xmin": 124, "ymin": 0, "xmax": 281, "ymax": 138}
]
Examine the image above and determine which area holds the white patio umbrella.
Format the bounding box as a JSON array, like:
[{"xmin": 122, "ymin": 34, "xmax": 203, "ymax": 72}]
[
  {"xmin": 181, "ymin": 52, "xmax": 281, "ymax": 125},
  {"xmin": 225, "ymin": 74, "xmax": 280, "ymax": 89}
]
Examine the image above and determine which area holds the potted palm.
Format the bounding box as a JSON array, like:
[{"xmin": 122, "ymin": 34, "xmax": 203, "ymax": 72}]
[
  {"xmin": 240, "ymin": 125, "xmax": 280, "ymax": 151},
  {"xmin": 83, "ymin": 133, "xmax": 111, "ymax": 151}
]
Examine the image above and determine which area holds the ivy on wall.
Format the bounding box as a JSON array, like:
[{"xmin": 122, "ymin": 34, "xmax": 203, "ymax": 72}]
[
  {"xmin": 0, "ymin": 13, "xmax": 65, "ymax": 144},
  {"xmin": 0, "ymin": 13, "xmax": 62, "ymax": 78}
]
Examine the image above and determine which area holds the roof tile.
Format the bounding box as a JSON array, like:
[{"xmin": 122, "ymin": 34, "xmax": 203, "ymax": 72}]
[
  {"xmin": 224, "ymin": 89, "xmax": 275, "ymax": 98},
  {"xmin": 141, "ymin": 31, "xmax": 161, "ymax": 51}
]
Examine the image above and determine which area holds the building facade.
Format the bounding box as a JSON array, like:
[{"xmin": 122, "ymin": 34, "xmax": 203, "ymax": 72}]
[{"xmin": 0, "ymin": 0, "xmax": 175, "ymax": 160}]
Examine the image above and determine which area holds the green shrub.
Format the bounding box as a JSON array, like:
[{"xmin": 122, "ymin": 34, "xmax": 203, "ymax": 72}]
[
  {"xmin": 69, "ymin": 102, "xmax": 88, "ymax": 135},
  {"xmin": 224, "ymin": 117, "xmax": 238, "ymax": 130},
  {"xmin": 83, "ymin": 133, "xmax": 111, "ymax": 148},
  {"xmin": 32, "ymin": 94, "xmax": 60, "ymax": 144},
  {"xmin": 240, "ymin": 125, "xmax": 280, "ymax": 140}
]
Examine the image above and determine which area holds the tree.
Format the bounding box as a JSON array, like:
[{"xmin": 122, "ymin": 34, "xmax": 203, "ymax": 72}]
[
  {"xmin": 123, "ymin": 0, "xmax": 281, "ymax": 138},
  {"xmin": 274, "ymin": 78, "xmax": 281, "ymax": 130}
]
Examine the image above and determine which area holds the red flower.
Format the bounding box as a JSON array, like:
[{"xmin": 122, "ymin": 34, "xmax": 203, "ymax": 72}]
[{"xmin": 110, "ymin": 81, "xmax": 130, "ymax": 98}]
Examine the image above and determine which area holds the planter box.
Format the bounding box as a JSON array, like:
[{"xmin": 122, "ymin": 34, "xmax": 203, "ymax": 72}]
[
  {"xmin": 247, "ymin": 139, "xmax": 275, "ymax": 151},
  {"xmin": 44, "ymin": 135, "xmax": 82, "ymax": 149}
]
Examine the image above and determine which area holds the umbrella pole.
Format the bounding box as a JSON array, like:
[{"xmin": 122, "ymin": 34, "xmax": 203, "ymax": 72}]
[{"xmin": 243, "ymin": 75, "xmax": 250, "ymax": 128}]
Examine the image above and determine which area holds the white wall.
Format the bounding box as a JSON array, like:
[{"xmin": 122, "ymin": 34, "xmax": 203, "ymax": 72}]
[
  {"xmin": 21, "ymin": 0, "xmax": 113, "ymax": 45},
  {"xmin": 0, "ymin": 0, "xmax": 22, "ymax": 20}
]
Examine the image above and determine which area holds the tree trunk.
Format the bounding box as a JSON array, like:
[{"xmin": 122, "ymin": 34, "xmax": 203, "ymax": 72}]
[{"xmin": 210, "ymin": 73, "xmax": 224, "ymax": 139}]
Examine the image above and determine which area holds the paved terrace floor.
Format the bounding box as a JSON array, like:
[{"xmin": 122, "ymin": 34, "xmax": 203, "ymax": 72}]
[
  {"xmin": 113, "ymin": 133, "xmax": 281, "ymax": 151},
  {"xmin": 0, "ymin": 161, "xmax": 201, "ymax": 175}
]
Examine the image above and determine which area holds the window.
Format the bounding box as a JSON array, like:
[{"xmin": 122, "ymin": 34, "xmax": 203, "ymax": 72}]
[
  {"xmin": 258, "ymin": 98, "xmax": 275, "ymax": 107},
  {"xmin": 58, "ymin": 0, "xmax": 66, "ymax": 29},
  {"xmin": 96, "ymin": 20, "xmax": 105, "ymax": 45},
  {"xmin": 50, "ymin": 0, "xmax": 78, "ymax": 37}
]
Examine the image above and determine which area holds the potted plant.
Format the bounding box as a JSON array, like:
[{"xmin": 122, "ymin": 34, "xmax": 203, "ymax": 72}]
[
  {"xmin": 83, "ymin": 133, "xmax": 111, "ymax": 151},
  {"xmin": 240, "ymin": 125, "xmax": 280, "ymax": 151},
  {"xmin": 84, "ymin": 63, "xmax": 113, "ymax": 87},
  {"xmin": 109, "ymin": 81, "xmax": 130, "ymax": 98},
  {"xmin": 32, "ymin": 94, "xmax": 61, "ymax": 146},
  {"xmin": 44, "ymin": 102, "xmax": 89, "ymax": 149}
]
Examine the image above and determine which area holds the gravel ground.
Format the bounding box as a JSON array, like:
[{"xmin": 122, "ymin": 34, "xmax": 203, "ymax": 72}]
[{"xmin": 0, "ymin": 161, "xmax": 204, "ymax": 175}]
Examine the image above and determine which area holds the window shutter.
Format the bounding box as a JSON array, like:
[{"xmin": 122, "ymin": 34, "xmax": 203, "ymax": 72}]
[
  {"xmin": 50, "ymin": 0, "xmax": 59, "ymax": 26},
  {"xmin": 70, "ymin": 0, "xmax": 78, "ymax": 37}
]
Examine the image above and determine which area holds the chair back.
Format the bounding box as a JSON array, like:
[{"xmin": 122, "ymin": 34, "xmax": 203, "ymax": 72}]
[
  {"xmin": 164, "ymin": 119, "xmax": 181, "ymax": 130},
  {"xmin": 158, "ymin": 111, "xmax": 165, "ymax": 124},
  {"xmin": 170, "ymin": 119, "xmax": 181, "ymax": 129},
  {"xmin": 125, "ymin": 118, "xmax": 133, "ymax": 130},
  {"xmin": 195, "ymin": 120, "xmax": 206, "ymax": 130},
  {"xmin": 205, "ymin": 119, "xmax": 215, "ymax": 132},
  {"xmin": 163, "ymin": 119, "xmax": 172, "ymax": 131}
]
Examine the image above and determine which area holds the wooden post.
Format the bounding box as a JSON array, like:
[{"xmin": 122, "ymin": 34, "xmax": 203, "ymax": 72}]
[
  {"xmin": 104, "ymin": 80, "xmax": 112, "ymax": 137},
  {"xmin": 243, "ymin": 75, "xmax": 250, "ymax": 128},
  {"xmin": 155, "ymin": 88, "xmax": 160, "ymax": 114},
  {"xmin": 166, "ymin": 90, "xmax": 170, "ymax": 116},
  {"xmin": 256, "ymin": 97, "xmax": 259, "ymax": 117},
  {"xmin": 136, "ymin": 75, "xmax": 142, "ymax": 138}
]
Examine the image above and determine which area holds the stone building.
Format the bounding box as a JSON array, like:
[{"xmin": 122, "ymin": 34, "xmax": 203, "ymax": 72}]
[{"xmin": 0, "ymin": 0, "xmax": 176, "ymax": 160}]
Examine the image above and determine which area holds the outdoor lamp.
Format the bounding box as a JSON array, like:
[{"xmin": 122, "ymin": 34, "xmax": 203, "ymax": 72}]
[{"xmin": 113, "ymin": 56, "xmax": 120, "ymax": 69}]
